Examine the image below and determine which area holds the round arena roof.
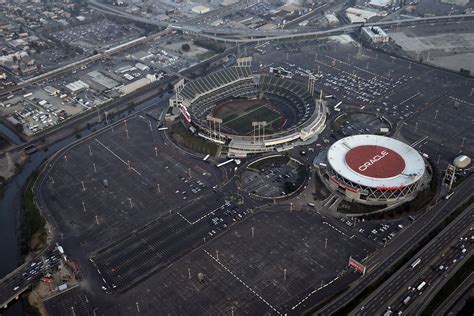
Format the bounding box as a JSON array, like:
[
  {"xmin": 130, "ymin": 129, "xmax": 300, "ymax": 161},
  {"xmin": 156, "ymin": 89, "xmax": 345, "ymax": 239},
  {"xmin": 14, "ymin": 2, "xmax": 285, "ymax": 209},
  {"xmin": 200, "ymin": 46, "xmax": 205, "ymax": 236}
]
[{"xmin": 327, "ymin": 135, "xmax": 425, "ymax": 189}]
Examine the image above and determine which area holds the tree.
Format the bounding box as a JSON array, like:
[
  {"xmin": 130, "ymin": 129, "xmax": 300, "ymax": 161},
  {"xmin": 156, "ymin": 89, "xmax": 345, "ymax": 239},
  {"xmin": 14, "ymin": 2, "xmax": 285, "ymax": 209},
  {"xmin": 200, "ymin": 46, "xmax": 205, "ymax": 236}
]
[{"xmin": 181, "ymin": 43, "xmax": 191, "ymax": 52}]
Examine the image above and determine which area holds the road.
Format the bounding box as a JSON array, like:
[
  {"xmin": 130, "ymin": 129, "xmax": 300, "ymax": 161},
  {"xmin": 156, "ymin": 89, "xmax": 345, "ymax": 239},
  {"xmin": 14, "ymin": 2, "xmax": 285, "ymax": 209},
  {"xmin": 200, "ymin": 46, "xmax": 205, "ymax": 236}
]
[
  {"xmin": 85, "ymin": 0, "xmax": 474, "ymax": 43},
  {"xmin": 0, "ymin": 247, "xmax": 62, "ymax": 309},
  {"xmin": 354, "ymin": 205, "xmax": 473, "ymax": 315},
  {"xmin": 315, "ymin": 174, "xmax": 474, "ymax": 315},
  {"xmin": 1, "ymin": 42, "xmax": 241, "ymax": 159}
]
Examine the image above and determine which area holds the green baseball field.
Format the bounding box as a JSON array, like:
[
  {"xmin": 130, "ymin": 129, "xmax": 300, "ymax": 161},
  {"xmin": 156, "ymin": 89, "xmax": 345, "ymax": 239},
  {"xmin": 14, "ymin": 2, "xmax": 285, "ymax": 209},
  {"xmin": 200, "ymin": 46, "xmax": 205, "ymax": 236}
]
[{"xmin": 211, "ymin": 98, "xmax": 285, "ymax": 135}]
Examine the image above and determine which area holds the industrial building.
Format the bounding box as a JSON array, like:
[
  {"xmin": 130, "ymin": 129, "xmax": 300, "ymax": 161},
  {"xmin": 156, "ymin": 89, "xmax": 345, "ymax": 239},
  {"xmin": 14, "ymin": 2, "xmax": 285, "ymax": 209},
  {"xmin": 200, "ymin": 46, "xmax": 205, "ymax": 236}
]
[
  {"xmin": 361, "ymin": 26, "xmax": 390, "ymax": 44},
  {"xmin": 369, "ymin": 0, "xmax": 393, "ymax": 9},
  {"xmin": 317, "ymin": 135, "xmax": 430, "ymax": 205},
  {"xmin": 117, "ymin": 74, "xmax": 158, "ymax": 96},
  {"xmin": 65, "ymin": 80, "xmax": 89, "ymax": 94},
  {"xmin": 345, "ymin": 7, "xmax": 379, "ymax": 23}
]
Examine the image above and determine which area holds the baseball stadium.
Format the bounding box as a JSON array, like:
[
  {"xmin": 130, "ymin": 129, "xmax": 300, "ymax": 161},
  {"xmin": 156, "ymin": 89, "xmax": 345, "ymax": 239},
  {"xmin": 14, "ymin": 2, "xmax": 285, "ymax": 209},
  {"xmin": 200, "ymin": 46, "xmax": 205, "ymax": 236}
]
[
  {"xmin": 318, "ymin": 135, "xmax": 430, "ymax": 205},
  {"xmin": 169, "ymin": 64, "xmax": 326, "ymax": 156}
]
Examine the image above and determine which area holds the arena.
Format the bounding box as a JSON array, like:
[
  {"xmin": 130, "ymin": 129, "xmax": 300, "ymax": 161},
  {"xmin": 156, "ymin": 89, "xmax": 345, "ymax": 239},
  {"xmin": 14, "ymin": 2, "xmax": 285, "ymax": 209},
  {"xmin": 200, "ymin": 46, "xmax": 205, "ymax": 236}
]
[
  {"xmin": 318, "ymin": 135, "xmax": 430, "ymax": 206},
  {"xmin": 169, "ymin": 64, "xmax": 326, "ymax": 156}
]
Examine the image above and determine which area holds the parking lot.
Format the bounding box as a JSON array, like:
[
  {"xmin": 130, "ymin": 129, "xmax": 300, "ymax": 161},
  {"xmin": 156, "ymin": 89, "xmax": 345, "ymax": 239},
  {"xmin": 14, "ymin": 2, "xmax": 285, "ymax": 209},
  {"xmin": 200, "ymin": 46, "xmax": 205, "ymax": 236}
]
[
  {"xmin": 43, "ymin": 286, "xmax": 94, "ymax": 316},
  {"xmin": 335, "ymin": 112, "xmax": 392, "ymax": 137},
  {"xmin": 51, "ymin": 19, "xmax": 144, "ymax": 54},
  {"xmin": 337, "ymin": 216, "xmax": 413, "ymax": 248},
  {"xmin": 254, "ymin": 42, "xmax": 473, "ymax": 168},
  {"xmin": 93, "ymin": 207, "xmax": 374, "ymax": 315},
  {"xmin": 90, "ymin": 194, "xmax": 257, "ymax": 294},
  {"xmin": 241, "ymin": 158, "xmax": 303, "ymax": 198},
  {"xmin": 39, "ymin": 115, "xmax": 223, "ymax": 254}
]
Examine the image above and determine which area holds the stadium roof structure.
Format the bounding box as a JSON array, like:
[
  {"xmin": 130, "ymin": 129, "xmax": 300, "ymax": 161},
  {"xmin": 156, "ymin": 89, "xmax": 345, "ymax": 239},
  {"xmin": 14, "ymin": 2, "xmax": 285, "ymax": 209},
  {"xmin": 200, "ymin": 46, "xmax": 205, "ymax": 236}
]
[{"xmin": 327, "ymin": 135, "xmax": 425, "ymax": 189}]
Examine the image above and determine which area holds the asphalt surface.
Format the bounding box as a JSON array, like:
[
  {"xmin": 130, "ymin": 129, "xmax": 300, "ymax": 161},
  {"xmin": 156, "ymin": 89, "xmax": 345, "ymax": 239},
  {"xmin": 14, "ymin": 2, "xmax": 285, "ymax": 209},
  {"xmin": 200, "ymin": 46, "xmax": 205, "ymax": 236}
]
[
  {"xmin": 316, "ymin": 175, "xmax": 474, "ymax": 315},
  {"xmin": 16, "ymin": 40, "xmax": 473, "ymax": 315},
  {"xmin": 355, "ymin": 205, "xmax": 473, "ymax": 315},
  {"xmin": 255, "ymin": 42, "xmax": 474, "ymax": 169},
  {"xmin": 92, "ymin": 204, "xmax": 374, "ymax": 315},
  {"xmin": 0, "ymin": 247, "xmax": 62, "ymax": 307}
]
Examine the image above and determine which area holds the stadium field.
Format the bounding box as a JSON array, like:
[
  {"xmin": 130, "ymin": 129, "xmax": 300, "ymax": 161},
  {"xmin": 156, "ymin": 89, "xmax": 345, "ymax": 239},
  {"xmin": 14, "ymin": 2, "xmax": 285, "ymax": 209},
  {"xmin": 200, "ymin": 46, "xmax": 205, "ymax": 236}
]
[{"xmin": 212, "ymin": 98, "xmax": 284, "ymax": 135}]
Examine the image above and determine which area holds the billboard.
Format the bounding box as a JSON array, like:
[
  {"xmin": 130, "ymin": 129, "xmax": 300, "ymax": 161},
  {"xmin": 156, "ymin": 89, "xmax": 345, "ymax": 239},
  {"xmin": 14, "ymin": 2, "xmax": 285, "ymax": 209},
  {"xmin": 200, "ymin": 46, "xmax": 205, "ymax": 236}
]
[{"xmin": 348, "ymin": 256, "xmax": 366, "ymax": 275}]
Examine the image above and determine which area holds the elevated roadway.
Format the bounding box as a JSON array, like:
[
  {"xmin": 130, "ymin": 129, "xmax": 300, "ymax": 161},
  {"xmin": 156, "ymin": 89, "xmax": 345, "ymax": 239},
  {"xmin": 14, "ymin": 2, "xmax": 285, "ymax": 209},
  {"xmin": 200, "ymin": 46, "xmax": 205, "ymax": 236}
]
[
  {"xmin": 86, "ymin": 0, "xmax": 474, "ymax": 42},
  {"xmin": 432, "ymin": 271, "xmax": 473, "ymax": 315},
  {"xmin": 0, "ymin": 247, "xmax": 62, "ymax": 309},
  {"xmin": 314, "ymin": 175, "xmax": 474, "ymax": 315},
  {"xmin": 354, "ymin": 205, "xmax": 473, "ymax": 315}
]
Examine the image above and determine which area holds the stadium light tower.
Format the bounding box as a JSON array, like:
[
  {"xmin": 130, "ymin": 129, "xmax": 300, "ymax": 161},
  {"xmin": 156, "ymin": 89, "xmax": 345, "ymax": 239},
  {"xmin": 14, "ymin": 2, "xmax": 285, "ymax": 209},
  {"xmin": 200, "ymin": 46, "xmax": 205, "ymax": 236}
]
[
  {"xmin": 307, "ymin": 74, "xmax": 316, "ymax": 96},
  {"xmin": 252, "ymin": 121, "xmax": 267, "ymax": 143},
  {"xmin": 207, "ymin": 115, "xmax": 223, "ymax": 141}
]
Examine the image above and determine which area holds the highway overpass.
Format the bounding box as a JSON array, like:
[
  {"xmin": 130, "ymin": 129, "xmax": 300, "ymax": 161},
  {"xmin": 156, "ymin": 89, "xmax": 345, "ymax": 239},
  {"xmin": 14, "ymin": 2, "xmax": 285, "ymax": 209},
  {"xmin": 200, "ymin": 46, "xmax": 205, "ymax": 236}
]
[
  {"xmin": 0, "ymin": 247, "xmax": 62, "ymax": 309},
  {"xmin": 86, "ymin": 0, "xmax": 474, "ymax": 42}
]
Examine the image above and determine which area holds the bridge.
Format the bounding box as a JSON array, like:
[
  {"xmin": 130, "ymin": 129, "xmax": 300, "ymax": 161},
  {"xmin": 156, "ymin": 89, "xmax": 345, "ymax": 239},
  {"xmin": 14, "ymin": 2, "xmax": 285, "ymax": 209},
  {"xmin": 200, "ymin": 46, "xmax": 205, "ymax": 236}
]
[{"xmin": 0, "ymin": 246, "xmax": 63, "ymax": 309}]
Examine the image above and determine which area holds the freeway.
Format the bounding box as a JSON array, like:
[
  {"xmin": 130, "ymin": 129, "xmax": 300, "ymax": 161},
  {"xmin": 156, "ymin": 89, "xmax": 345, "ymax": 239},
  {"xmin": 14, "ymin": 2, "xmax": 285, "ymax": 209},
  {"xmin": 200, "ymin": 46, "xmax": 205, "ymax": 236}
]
[
  {"xmin": 0, "ymin": 247, "xmax": 62, "ymax": 309},
  {"xmin": 185, "ymin": 14, "xmax": 474, "ymax": 43},
  {"xmin": 354, "ymin": 205, "xmax": 473, "ymax": 315},
  {"xmin": 315, "ymin": 175, "xmax": 474, "ymax": 315},
  {"xmin": 86, "ymin": 0, "xmax": 474, "ymax": 42}
]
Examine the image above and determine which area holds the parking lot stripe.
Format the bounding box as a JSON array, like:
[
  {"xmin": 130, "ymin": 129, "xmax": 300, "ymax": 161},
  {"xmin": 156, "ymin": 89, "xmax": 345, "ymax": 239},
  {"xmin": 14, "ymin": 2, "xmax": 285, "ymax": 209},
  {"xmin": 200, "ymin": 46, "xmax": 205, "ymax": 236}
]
[
  {"xmin": 94, "ymin": 138, "xmax": 142, "ymax": 176},
  {"xmin": 203, "ymin": 249, "xmax": 282, "ymax": 315},
  {"xmin": 177, "ymin": 212, "xmax": 192, "ymax": 225}
]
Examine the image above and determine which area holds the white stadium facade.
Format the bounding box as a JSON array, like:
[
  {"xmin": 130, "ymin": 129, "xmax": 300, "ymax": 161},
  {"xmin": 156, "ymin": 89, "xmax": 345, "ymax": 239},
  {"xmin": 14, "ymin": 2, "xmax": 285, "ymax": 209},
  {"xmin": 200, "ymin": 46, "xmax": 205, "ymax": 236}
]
[
  {"xmin": 318, "ymin": 135, "xmax": 430, "ymax": 205},
  {"xmin": 169, "ymin": 64, "xmax": 326, "ymax": 157}
]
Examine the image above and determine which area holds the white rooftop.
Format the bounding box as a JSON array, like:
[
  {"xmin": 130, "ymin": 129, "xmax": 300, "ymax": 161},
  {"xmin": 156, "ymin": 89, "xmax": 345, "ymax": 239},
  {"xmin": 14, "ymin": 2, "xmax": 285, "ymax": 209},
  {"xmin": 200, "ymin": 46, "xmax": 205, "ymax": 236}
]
[{"xmin": 327, "ymin": 135, "xmax": 425, "ymax": 189}]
